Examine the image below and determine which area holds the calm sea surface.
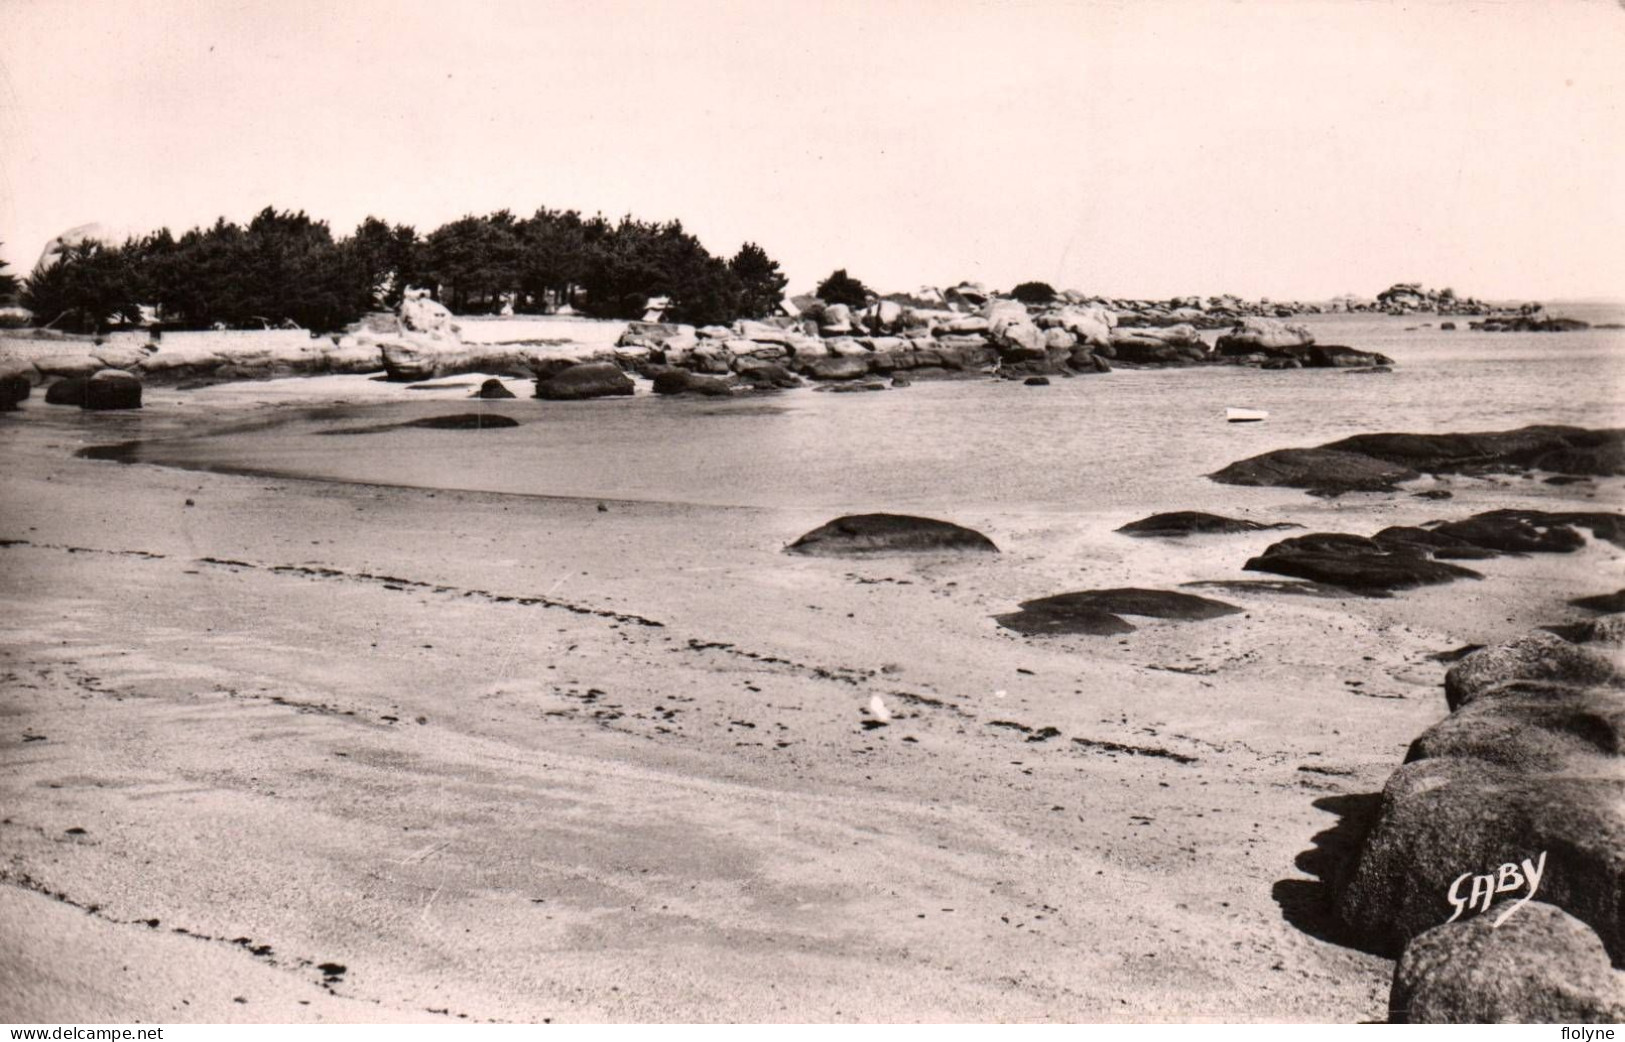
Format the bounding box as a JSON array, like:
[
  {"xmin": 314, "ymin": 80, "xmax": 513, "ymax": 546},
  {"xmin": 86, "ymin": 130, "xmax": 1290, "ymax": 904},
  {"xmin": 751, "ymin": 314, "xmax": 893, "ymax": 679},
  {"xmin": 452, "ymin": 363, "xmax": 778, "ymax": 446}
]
[{"xmin": 129, "ymin": 308, "xmax": 1625, "ymax": 518}]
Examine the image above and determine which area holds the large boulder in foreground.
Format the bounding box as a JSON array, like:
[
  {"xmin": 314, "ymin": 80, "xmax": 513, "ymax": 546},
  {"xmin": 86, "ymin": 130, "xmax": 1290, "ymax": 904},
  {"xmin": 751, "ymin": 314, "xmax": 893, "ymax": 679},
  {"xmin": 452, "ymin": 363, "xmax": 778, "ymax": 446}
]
[
  {"xmin": 82, "ymin": 368, "xmax": 142, "ymax": 410},
  {"xmin": 534, "ymin": 362, "xmax": 633, "ymax": 401},
  {"xmin": 996, "ymin": 587, "xmax": 1242, "ymax": 636},
  {"xmin": 1443, "ymin": 632, "xmax": 1621, "ymax": 710},
  {"xmin": 786, "ymin": 514, "xmax": 998, "ymax": 556},
  {"xmin": 1406, "ymin": 680, "xmax": 1625, "ymax": 772},
  {"xmin": 1391, "ymin": 903, "xmax": 1625, "ymax": 1023},
  {"xmin": 1338, "ymin": 758, "xmax": 1625, "ymax": 963},
  {"xmin": 1117, "ymin": 511, "xmax": 1301, "ymax": 538}
]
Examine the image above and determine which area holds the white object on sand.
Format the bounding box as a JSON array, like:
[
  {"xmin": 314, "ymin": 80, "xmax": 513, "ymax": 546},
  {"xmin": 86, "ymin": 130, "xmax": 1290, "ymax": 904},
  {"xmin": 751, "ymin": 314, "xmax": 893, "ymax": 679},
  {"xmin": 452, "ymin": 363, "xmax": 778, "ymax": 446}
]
[
  {"xmin": 1226, "ymin": 407, "xmax": 1268, "ymax": 423},
  {"xmin": 867, "ymin": 694, "xmax": 892, "ymax": 723}
]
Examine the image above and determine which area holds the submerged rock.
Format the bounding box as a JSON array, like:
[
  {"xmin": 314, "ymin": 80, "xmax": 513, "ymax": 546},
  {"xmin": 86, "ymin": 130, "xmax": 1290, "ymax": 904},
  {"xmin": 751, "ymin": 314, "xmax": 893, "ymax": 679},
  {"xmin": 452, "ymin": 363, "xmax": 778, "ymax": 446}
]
[
  {"xmin": 534, "ymin": 362, "xmax": 634, "ymax": 401},
  {"xmin": 1391, "ymin": 902, "xmax": 1625, "ymax": 1023},
  {"xmin": 404, "ymin": 413, "xmax": 520, "ymax": 431},
  {"xmin": 996, "ymin": 587, "xmax": 1241, "ymax": 636},
  {"xmin": 786, "ymin": 514, "xmax": 998, "ymax": 556},
  {"xmin": 1116, "ymin": 511, "xmax": 1301, "ymax": 538}
]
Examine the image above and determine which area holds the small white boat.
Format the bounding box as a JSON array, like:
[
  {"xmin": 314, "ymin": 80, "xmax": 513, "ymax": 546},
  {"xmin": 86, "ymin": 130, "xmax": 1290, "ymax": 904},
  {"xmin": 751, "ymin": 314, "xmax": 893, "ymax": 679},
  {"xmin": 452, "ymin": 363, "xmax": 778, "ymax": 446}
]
[{"xmin": 1226, "ymin": 407, "xmax": 1268, "ymax": 423}]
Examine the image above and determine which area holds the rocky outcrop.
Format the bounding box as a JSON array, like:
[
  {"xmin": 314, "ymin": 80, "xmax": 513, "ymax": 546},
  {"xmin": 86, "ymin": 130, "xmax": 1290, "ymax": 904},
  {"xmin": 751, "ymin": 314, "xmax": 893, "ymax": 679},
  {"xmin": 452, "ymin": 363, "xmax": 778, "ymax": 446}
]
[
  {"xmin": 786, "ymin": 514, "xmax": 998, "ymax": 556},
  {"xmin": 1472, "ymin": 315, "xmax": 1591, "ymax": 333},
  {"xmin": 1242, "ymin": 509, "xmax": 1622, "ymax": 595},
  {"xmin": 1391, "ymin": 903, "xmax": 1625, "ymax": 1023},
  {"xmin": 982, "ymin": 300, "xmax": 1046, "ymax": 360},
  {"xmin": 534, "ymin": 362, "xmax": 634, "ymax": 401},
  {"xmin": 995, "ymin": 588, "xmax": 1242, "ymax": 636},
  {"xmin": 1334, "ymin": 616, "xmax": 1625, "ymax": 997},
  {"xmin": 1116, "ymin": 512, "xmax": 1302, "ymax": 538},
  {"xmin": 1212, "ymin": 426, "xmax": 1625, "ymax": 495},
  {"xmin": 1214, "ymin": 317, "xmax": 1315, "ymax": 357},
  {"xmin": 1211, "ymin": 448, "xmax": 1421, "ymax": 495},
  {"xmin": 82, "ymin": 368, "xmax": 142, "ymax": 410}
]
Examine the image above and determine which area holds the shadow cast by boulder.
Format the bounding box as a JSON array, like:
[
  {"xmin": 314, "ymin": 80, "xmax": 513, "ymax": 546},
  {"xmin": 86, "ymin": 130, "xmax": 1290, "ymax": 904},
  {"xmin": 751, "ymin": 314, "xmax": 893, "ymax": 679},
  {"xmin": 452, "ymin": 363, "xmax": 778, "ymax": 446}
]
[{"xmin": 1271, "ymin": 792, "xmax": 1386, "ymax": 954}]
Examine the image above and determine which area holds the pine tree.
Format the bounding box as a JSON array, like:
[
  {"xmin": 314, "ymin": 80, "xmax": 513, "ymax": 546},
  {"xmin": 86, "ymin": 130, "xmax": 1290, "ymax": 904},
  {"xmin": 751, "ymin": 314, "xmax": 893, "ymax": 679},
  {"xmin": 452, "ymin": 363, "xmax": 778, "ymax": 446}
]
[
  {"xmin": 729, "ymin": 243, "xmax": 788, "ymax": 320},
  {"xmin": 815, "ymin": 269, "xmax": 870, "ymax": 309}
]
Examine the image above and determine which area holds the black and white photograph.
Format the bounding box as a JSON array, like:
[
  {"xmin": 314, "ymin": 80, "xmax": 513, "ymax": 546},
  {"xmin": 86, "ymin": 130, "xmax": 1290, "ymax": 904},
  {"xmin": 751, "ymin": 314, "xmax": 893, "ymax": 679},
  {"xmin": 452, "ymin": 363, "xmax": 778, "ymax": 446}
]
[{"xmin": 1, "ymin": 0, "xmax": 1622, "ymax": 1027}]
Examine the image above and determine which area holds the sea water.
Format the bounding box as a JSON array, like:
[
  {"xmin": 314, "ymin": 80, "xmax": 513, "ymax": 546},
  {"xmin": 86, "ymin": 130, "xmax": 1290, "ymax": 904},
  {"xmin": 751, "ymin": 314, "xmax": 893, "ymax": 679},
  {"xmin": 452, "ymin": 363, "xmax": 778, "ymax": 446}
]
[{"xmin": 114, "ymin": 309, "xmax": 1625, "ymax": 521}]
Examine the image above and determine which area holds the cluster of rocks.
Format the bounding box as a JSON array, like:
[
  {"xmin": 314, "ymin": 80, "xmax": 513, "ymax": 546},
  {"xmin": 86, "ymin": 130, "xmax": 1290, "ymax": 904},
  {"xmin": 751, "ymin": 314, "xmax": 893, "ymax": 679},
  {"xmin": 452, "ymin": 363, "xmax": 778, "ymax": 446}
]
[
  {"xmin": 1212, "ymin": 425, "xmax": 1625, "ymax": 496},
  {"xmin": 1, "ymin": 359, "xmax": 142, "ymax": 411},
  {"xmin": 0, "ymin": 285, "xmax": 1420, "ymax": 405},
  {"xmin": 1239, "ymin": 509, "xmax": 1623, "ymax": 594},
  {"xmin": 1335, "ymin": 616, "xmax": 1625, "ymax": 1022},
  {"xmin": 615, "ymin": 307, "xmax": 1391, "ymax": 386},
  {"xmin": 1469, "ymin": 314, "xmax": 1592, "ymax": 333}
]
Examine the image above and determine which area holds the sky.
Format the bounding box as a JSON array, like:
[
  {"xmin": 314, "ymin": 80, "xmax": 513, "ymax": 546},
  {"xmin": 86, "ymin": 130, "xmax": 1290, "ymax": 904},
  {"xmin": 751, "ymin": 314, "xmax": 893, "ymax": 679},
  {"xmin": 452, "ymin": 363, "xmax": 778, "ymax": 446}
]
[{"xmin": 1, "ymin": 0, "xmax": 1622, "ymax": 301}]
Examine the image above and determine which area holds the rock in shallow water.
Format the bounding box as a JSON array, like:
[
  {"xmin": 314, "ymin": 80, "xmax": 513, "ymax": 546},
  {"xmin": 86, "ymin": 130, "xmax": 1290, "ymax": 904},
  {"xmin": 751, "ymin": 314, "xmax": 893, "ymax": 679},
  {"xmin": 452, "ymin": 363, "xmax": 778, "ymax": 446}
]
[
  {"xmin": 83, "ymin": 369, "xmax": 142, "ymax": 411},
  {"xmin": 472, "ymin": 378, "xmax": 516, "ymax": 399},
  {"xmin": 404, "ymin": 413, "xmax": 520, "ymax": 431},
  {"xmin": 786, "ymin": 514, "xmax": 998, "ymax": 556},
  {"xmin": 45, "ymin": 377, "xmax": 88, "ymax": 406},
  {"xmin": 1391, "ymin": 902, "xmax": 1625, "ymax": 1023},
  {"xmin": 1, "ymin": 371, "xmax": 31, "ymax": 410}
]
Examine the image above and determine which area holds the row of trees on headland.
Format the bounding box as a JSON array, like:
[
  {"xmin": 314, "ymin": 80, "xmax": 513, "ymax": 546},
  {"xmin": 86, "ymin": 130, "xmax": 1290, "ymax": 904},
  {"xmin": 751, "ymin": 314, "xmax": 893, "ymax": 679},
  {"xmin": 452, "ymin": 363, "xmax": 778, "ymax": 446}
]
[{"xmin": 15, "ymin": 207, "xmax": 791, "ymax": 334}]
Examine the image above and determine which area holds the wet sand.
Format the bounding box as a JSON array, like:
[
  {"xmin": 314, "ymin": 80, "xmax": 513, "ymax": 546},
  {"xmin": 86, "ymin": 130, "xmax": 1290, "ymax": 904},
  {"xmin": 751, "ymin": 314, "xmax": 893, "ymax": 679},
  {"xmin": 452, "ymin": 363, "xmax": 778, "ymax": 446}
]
[{"xmin": 2, "ymin": 379, "xmax": 1619, "ymax": 1022}]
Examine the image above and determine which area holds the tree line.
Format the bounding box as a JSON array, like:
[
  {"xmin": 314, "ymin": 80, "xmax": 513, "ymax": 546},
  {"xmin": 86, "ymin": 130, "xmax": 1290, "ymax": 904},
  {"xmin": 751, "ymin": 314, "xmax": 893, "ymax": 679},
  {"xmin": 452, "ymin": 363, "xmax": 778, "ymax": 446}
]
[{"xmin": 15, "ymin": 207, "xmax": 789, "ymax": 334}]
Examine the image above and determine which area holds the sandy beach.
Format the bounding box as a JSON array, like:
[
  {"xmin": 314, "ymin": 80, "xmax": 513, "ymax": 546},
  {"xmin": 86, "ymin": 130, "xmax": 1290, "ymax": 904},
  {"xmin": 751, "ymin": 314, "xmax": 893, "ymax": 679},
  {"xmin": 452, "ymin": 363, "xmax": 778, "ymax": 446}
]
[{"xmin": 3, "ymin": 361, "xmax": 1619, "ymax": 1023}]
